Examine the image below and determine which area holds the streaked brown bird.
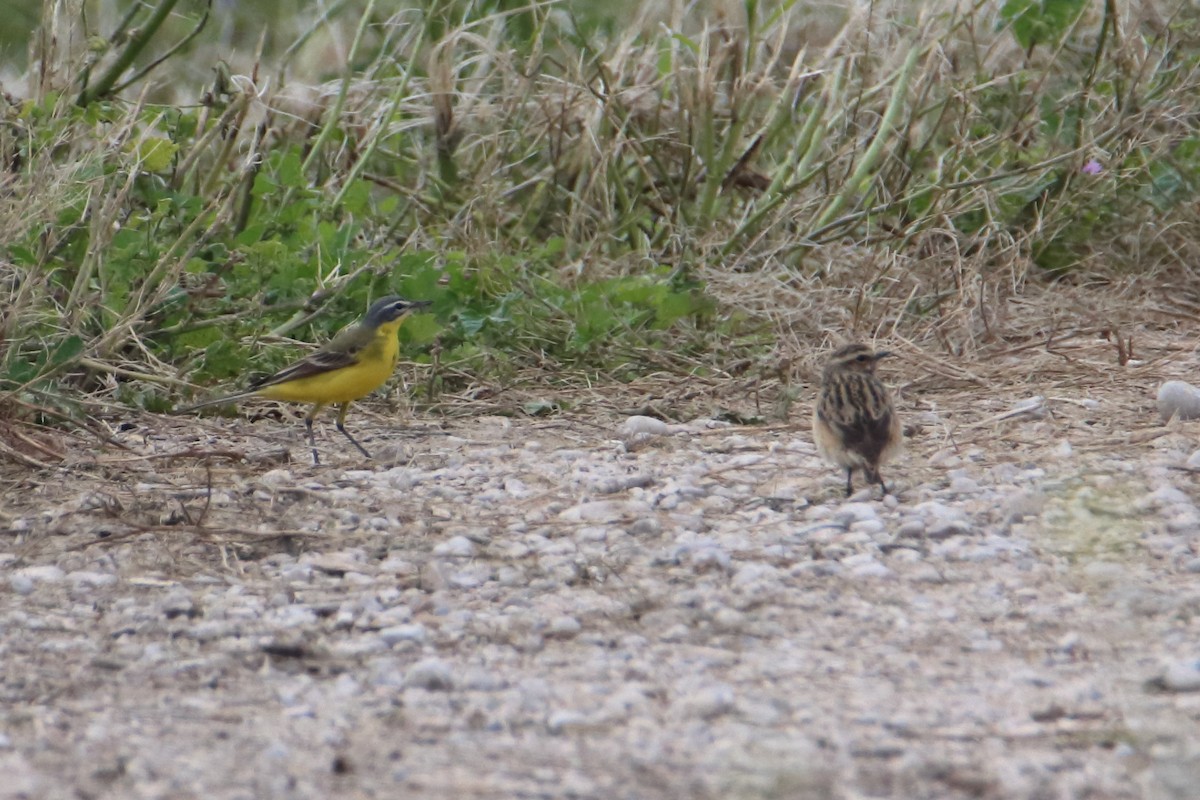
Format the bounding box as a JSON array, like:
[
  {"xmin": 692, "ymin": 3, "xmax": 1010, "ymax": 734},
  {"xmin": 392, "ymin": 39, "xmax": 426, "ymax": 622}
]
[{"xmin": 813, "ymin": 343, "xmax": 901, "ymax": 497}]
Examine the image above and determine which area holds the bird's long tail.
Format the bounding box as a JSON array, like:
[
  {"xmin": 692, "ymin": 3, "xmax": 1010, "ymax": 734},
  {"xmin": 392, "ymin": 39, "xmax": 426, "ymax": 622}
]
[{"xmin": 172, "ymin": 390, "xmax": 260, "ymax": 415}]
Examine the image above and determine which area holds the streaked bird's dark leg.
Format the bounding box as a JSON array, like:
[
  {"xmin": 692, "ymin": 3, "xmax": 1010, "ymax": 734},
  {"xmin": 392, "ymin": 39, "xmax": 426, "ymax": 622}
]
[{"xmin": 868, "ymin": 467, "xmax": 888, "ymax": 496}]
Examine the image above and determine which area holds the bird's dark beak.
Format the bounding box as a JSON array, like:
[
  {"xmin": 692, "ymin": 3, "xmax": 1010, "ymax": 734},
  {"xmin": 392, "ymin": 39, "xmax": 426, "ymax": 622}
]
[
  {"xmin": 873, "ymin": 351, "xmax": 894, "ymax": 360},
  {"xmin": 408, "ymin": 300, "xmax": 434, "ymax": 311}
]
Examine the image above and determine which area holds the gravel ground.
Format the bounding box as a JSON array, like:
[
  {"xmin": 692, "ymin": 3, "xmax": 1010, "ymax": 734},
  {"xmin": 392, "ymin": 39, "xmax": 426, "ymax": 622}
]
[{"xmin": 4, "ymin": 374, "xmax": 1200, "ymax": 799}]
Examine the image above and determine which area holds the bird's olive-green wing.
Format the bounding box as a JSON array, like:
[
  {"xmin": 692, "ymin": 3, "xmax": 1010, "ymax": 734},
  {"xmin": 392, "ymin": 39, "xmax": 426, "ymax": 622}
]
[{"xmin": 248, "ymin": 324, "xmax": 373, "ymax": 390}]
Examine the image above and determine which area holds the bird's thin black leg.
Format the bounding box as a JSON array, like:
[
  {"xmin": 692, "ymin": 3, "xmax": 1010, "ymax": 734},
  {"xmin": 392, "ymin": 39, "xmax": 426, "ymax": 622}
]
[
  {"xmin": 305, "ymin": 403, "xmax": 325, "ymax": 465},
  {"xmin": 844, "ymin": 468, "xmax": 854, "ymax": 497},
  {"xmin": 876, "ymin": 472, "xmax": 890, "ymax": 496},
  {"xmin": 336, "ymin": 403, "xmax": 372, "ymax": 459}
]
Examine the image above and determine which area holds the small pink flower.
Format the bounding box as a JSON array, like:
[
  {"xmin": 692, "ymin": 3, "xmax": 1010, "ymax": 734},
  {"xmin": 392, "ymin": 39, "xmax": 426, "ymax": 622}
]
[{"xmin": 1081, "ymin": 159, "xmax": 1103, "ymax": 175}]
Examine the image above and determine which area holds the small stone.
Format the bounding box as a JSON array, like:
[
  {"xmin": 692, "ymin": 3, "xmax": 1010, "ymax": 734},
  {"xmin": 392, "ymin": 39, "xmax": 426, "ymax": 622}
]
[
  {"xmin": 1000, "ymin": 396, "xmax": 1047, "ymax": 420},
  {"xmin": 496, "ymin": 566, "xmax": 525, "ymax": 587},
  {"xmin": 1165, "ymin": 513, "xmax": 1200, "ymax": 534},
  {"xmin": 909, "ymin": 564, "xmax": 944, "ymax": 583},
  {"xmin": 545, "ymin": 616, "xmax": 582, "ymax": 639},
  {"xmin": 688, "ymin": 546, "xmax": 731, "ymax": 573},
  {"xmin": 258, "ymin": 468, "xmax": 295, "ymax": 489},
  {"xmin": 731, "ymin": 563, "xmax": 780, "ymax": 588},
  {"xmin": 927, "ymin": 520, "xmax": 972, "ymax": 540},
  {"xmin": 619, "ymin": 415, "xmax": 672, "ymax": 438},
  {"xmin": 575, "ymin": 526, "xmax": 609, "ymax": 543},
  {"xmin": 914, "ymin": 500, "xmax": 960, "ymax": 520},
  {"xmin": 405, "ymin": 658, "xmax": 454, "ymax": 691},
  {"xmin": 712, "ymin": 607, "xmax": 746, "ymax": 631},
  {"xmin": 419, "ymin": 561, "xmax": 449, "ymax": 592},
  {"xmin": 433, "ymin": 536, "xmax": 475, "ymax": 558},
  {"xmin": 379, "ymin": 624, "xmax": 426, "ymax": 646},
  {"xmin": 681, "ymin": 684, "xmax": 736, "ymax": 719},
  {"xmin": 280, "ymin": 564, "xmax": 314, "ymax": 583},
  {"xmin": 1147, "ymin": 659, "xmax": 1200, "ymax": 693},
  {"xmin": 627, "ymin": 518, "xmax": 661, "ymax": 536},
  {"xmin": 844, "ymin": 553, "xmax": 893, "ymax": 579},
  {"xmin": 1187, "ymin": 450, "xmax": 1200, "ymax": 470},
  {"xmin": 1138, "ymin": 486, "xmax": 1191, "ymax": 510},
  {"xmin": 790, "ymin": 561, "xmax": 843, "ymax": 577},
  {"xmin": 832, "ymin": 502, "xmax": 878, "ymax": 526},
  {"xmin": 377, "ymin": 557, "xmax": 417, "ymax": 576},
  {"xmin": 1081, "ymin": 561, "xmax": 1125, "ymax": 584},
  {"xmin": 9, "ymin": 574, "xmax": 34, "ymax": 596},
  {"xmin": 850, "ymin": 518, "xmax": 886, "ymax": 536},
  {"xmin": 947, "ymin": 473, "xmax": 980, "ymax": 493},
  {"xmin": 372, "ymin": 605, "xmax": 413, "ymax": 626},
  {"xmin": 1158, "ymin": 381, "xmax": 1200, "ymax": 421},
  {"xmin": 0, "ymin": 753, "xmax": 39, "ymax": 795},
  {"xmin": 66, "ymin": 571, "xmax": 117, "ymax": 588},
  {"xmin": 928, "ymin": 449, "xmax": 962, "ymax": 468},
  {"xmin": 449, "ymin": 570, "xmax": 486, "ymax": 589},
  {"xmin": 14, "ymin": 566, "xmax": 65, "ymax": 585},
  {"xmin": 1002, "ymin": 490, "xmax": 1044, "ymax": 523},
  {"xmin": 592, "ymin": 474, "xmax": 655, "ymax": 494},
  {"xmin": 558, "ymin": 500, "xmax": 647, "ymax": 523},
  {"xmin": 547, "ymin": 710, "xmax": 590, "ymax": 734}
]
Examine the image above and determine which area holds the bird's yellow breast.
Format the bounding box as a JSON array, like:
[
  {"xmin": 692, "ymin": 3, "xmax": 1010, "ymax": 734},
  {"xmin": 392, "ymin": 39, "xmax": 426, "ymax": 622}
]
[{"xmin": 256, "ymin": 320, "xmax": 402, "ymax": 406}]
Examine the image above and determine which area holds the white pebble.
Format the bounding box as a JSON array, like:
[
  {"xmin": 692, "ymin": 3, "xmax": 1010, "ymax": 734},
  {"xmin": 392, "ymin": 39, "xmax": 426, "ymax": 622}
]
[
  {"xmin": 948, "ymin": 475, "xmax": 980, "ymax": 493},
  {"xmin": 258, "ymin": 469, "xmax": 295, "ymax": 489},
  {"xmin": 379, "ymin": 624, "xmax": 427, "ymax": 645},
  {"xmin": 405, "ymin": 659, "xmax": 454, "ymax": 691},
  {"xmin": 9, "ymin": 575, "xmax": 34, "ymax": 595},
  {"xmin": 558, "ymin": 500, "xmax": 648, "ymax": 523},
  {"xmin": 1151, "ymin": 659, "xmax": 1200, "ymax": 692},
  {"xmin": 832, "ymin": 502, "xmax": 878, "ymax": 526},
  {"xmin": 14, "ymin": 566, "xmax": 65, "ymax": 584},
  {"xmin": 546, "ymin": 616, "xmax": 582, "ymax": 638},
  {"xmin": 731, "ymin": 563, "xmax": 779, "ymax": 587},
  {"xmin": 67, "ymin": 571, "xmax": 117, "ymax": 588},
  {"xmin": 850, "ymin": 518, "xmax": 886, "ymax": 536},
  {"xmin": 689, "ymin": 546, "xmax": 731, "ymax": 573},
  {"xmin": 546, "ymin": 710, "xmax": 590, "ymax": 734},
  {"xmin": 681, "ymin": 684, "xmax": 736, "ymax": 719},
  {"xmin": 1158, "ymin": 381, "xmax": 1200, "ymax": 421},
  {"xmin": 1081, "ymin": 561, "xmax": 1125, "ymax": 584},
  {"xmin": 619, "ymin": 416, "xmax": 672, "ymax": 438},
  {"xmin": 433, "ymin": 536, "xmax": 475, "ymax": 558}
]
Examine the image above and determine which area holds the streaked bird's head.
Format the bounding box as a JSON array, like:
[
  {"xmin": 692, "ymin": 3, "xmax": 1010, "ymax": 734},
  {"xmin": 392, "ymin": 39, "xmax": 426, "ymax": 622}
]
[
  {"xmin": 824, "ymin": 343, "xmax": 892, "ymax": 378},
  {"xmin": 363, "ymin": 296, "xmax": 433, "ymax": 328}
]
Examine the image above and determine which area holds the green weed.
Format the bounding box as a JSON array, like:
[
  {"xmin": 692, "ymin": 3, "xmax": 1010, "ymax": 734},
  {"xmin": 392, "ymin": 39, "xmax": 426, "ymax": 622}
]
[{"xmin": 1, "ymin": 0, "xmax": 1198, "ymax": 426}]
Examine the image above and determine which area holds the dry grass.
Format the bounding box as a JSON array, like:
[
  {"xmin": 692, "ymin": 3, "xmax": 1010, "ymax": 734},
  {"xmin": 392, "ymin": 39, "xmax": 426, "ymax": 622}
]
[{"xmin": 1, "ymin": 0, "xmax": 1200, "ymax": 467}]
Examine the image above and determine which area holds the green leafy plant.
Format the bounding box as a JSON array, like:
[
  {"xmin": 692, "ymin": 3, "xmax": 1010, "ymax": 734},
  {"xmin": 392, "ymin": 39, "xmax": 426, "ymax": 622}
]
[{"xmin": 3, "ymin": 0, "xmax": 1200, "ymax": 434}]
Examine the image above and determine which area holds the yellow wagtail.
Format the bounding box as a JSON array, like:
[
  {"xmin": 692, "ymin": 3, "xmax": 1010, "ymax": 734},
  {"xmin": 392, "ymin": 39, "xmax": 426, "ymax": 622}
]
[{"xmin": 180, "ymin": 295, "xmax": 432, "ymax": 464}]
